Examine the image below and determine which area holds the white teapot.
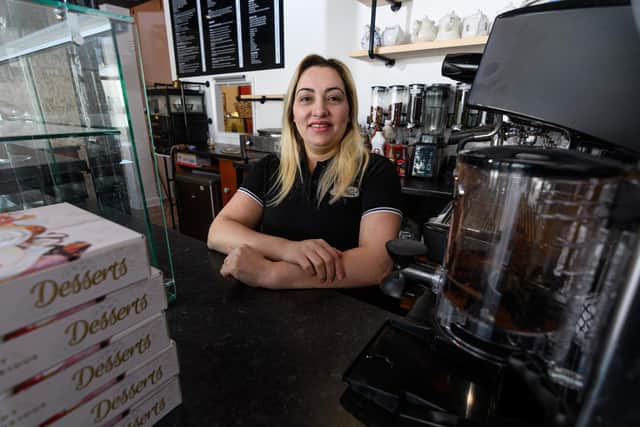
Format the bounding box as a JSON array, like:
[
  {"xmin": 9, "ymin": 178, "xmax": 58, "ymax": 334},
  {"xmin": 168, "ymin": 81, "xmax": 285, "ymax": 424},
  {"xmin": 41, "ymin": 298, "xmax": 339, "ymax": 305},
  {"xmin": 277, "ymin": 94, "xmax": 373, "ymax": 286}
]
[
  {"xmin": 462, "ymin": 10, "xmax": 490, "ymax": 37},
  {"xmin": 360, "ymin": 25, "xmax": 382, "ymax": 49},
  {"xmin": 414, "ymin": 16, "xmax": 437, "ymax": 42},
  {"xmin": 435, "ymin": 11, "xmax": 462, "ymax": 41},
  {"xmin": 381, "ymin": 25, "xmax": 406, "ymax": 46},
  {"xmin": 410, "ymin": 20, "xmax": 421, "ymax": 43}
]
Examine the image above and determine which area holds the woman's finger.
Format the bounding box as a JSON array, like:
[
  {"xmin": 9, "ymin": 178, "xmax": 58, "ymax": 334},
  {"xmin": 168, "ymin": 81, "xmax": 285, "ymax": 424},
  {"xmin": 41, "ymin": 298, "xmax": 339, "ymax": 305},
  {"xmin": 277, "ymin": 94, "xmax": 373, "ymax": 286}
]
[
  {"xmin": 315, "ymin": 247, "xmax": 336, "ymax": 283},
  {"xmin": 334, "ymin": 252, "xmax": 346, "ymax": 281},
  {"xmin": 315, "ymin": 240, "xmax": 338, "ymax": 259},
  {"xmin": 295, "ymin": 253, "xmax": 315, "ymax": 275},
  {"xmin": 307, "ymin": 252, "xmax": 327, "ymax": 281},
  {"xmin": 220, "ymin": 266, "xmax": 233, "ymax": 278}
]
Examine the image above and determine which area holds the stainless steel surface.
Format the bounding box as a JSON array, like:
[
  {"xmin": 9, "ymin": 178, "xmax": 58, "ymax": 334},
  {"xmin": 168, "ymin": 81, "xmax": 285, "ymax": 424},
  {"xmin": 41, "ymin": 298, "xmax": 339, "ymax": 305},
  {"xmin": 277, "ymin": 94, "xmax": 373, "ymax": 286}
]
[
  {"xmin": 257, "ymin": 128, "xmax": 282, "ymax": 137},
  {"xmin": 240, "ymin": 134, "xmax": 280, "ymax": 159},
  {"xmin": 454, "ymin": 115, "xmax": 503, "ymax": 151},
  {"xmin": 403, "ymin": 264, "xmax": 445, "ymax": 293}
]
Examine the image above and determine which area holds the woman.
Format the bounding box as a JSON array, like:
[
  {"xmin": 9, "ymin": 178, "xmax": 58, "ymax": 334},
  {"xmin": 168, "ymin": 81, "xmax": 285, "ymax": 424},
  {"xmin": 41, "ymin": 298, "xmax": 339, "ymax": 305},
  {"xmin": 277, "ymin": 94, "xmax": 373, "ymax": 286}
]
[{"xmin": 208, "ymin": 54, "xmax": 402, "ymax": 289}]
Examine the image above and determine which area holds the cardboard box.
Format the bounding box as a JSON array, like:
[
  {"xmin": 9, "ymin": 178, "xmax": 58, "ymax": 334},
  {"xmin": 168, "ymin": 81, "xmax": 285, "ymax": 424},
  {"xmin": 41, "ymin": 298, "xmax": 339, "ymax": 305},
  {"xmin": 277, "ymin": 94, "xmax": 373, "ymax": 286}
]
[
  {"xmin": 0, "ymin": 314, "xmax": 171, "ymax": 427},
  {"xmin": 106, "ymin": 376, "xmax": 182, "ymax": 427},
  {"xmin": 0, "ymin": 203, "xmax": 151, "ymax": 336},
  {"xmin": 48, "ymin": 342, "xmax": 180, "ymax": 427},
  {"xmin": 0, "ymin": 268, "xmax": 166, "ymax": 392}
]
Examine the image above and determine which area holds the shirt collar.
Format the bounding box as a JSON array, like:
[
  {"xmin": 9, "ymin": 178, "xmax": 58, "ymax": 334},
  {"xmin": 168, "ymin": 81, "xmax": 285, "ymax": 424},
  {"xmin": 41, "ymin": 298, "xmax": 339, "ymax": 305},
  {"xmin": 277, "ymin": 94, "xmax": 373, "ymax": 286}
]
[{"xmin": 299, "ymin": 148, "xmax": 333, "ymax": 178}]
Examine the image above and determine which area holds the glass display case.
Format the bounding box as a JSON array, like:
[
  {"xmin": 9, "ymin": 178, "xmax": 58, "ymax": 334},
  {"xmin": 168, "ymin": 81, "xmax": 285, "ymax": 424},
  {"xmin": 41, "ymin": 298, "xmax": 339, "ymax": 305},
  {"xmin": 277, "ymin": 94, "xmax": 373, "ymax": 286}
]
[{"xmin": 0, "ymin": 0, "xmax": 175, "ymax": 299}]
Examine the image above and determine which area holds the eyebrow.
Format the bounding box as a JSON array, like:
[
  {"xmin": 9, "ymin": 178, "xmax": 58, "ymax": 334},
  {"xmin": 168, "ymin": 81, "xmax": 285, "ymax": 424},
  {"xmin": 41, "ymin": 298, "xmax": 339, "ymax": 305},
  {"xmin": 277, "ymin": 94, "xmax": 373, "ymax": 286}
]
[{"xmin": 295, "ymin": 87, "xmax": 345, "ymax": 95}]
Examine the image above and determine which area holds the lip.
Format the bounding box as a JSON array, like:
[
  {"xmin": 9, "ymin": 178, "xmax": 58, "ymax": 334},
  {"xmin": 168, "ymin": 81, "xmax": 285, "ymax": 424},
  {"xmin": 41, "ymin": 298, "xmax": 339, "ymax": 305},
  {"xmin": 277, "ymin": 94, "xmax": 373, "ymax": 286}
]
[{"xmin": 308, "ymin": 121, "xmax": 332, "ymax": 132}]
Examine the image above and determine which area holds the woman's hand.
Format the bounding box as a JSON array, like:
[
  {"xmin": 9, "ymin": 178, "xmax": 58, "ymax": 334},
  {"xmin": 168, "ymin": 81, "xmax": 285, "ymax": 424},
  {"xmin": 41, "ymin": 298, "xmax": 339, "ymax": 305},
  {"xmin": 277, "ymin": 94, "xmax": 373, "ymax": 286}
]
[
  {"xmin": 280, "ymin": 239, "xmax": 345, "ymax": 283},
  {"xmin": 221, "ymin": 245, "xmax": 272, "ymax": 287}
]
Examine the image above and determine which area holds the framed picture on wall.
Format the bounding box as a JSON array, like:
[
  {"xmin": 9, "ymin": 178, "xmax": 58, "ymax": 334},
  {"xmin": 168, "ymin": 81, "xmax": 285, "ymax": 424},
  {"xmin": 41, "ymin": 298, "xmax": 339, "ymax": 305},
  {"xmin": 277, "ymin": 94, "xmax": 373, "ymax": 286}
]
[{"xmin": 411, "ymin": 143, "xmax": 436, "ymax": 178}]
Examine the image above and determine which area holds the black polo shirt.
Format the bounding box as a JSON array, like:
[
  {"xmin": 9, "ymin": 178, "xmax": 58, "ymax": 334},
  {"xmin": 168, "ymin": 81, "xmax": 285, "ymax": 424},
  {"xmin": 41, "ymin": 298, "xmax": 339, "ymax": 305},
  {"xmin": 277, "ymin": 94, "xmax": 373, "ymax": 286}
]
[{"xmin": 237, "ymin": 153, "xmax": 403, "ymax": 251}]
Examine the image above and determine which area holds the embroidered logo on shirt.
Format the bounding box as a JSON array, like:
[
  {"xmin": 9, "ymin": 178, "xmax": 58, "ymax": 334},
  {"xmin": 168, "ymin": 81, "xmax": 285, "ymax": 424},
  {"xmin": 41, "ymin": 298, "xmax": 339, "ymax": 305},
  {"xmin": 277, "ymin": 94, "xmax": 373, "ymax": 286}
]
[{"xmin": 330, "ymin": 186, "xmax": 360, "ymax": 198}]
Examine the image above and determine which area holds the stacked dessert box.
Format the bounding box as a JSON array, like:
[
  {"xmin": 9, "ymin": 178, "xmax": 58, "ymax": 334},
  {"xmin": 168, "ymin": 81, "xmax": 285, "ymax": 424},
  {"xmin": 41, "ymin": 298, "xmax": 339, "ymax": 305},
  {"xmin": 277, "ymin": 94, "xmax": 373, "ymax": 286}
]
[{"xmin": 0, "ymin": 203, "xmax": 182, "ymax": 427}]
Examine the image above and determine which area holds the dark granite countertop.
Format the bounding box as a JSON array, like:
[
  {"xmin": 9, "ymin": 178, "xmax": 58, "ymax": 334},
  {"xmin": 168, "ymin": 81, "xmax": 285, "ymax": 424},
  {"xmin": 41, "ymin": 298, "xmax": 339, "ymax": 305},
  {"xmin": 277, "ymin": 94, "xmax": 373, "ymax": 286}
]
[
  {"xmin": 177, "ymin": 143, "xmax": 245, "ymax": 161},
  {"xmin": 176, "ymin": 143, "xmax": 269, "ymax": 168},
  {"xmin": 155, "ymin": 232, "xmax": 402, "ymax": 426}
]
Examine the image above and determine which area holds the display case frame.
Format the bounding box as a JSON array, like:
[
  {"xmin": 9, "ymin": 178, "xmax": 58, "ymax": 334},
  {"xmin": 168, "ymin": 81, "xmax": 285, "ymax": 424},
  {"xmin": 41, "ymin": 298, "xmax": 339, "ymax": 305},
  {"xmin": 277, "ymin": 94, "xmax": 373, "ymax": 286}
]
[{"xmin": 0, "ymin": 0, "xmax": 176, "ymax": 300}]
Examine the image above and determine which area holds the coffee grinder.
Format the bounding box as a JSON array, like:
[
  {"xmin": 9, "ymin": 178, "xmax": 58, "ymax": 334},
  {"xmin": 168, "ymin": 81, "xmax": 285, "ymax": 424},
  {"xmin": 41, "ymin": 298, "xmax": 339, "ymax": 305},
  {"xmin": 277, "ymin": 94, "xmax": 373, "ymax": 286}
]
[{"xmin": 343, "ymin": 2, "xmax": 640, "ymax": 426}]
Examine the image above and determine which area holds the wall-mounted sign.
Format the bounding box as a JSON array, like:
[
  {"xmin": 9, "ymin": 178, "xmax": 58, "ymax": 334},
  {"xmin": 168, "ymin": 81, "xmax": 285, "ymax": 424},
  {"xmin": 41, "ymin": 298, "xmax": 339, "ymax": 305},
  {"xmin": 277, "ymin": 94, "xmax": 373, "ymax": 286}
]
[
  {"xmin": 168, "ymin": 0, "xmax": 203, "ymax": 76},
  {"xmin": 168, "ymin": 0, "xmax": 284, "ymax": 77}
]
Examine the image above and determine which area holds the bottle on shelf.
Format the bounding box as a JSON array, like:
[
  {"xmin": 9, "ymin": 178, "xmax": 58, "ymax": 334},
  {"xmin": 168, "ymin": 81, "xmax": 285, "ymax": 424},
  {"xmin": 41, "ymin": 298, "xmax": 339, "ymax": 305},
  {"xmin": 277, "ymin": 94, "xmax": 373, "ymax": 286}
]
[
  {"xmin": 382, "ymin": 120, "xmax": 396, "ymax": 144},
  {"xmin": 371, "ymin": 128, "xmax": 386, "ymax": 156}
]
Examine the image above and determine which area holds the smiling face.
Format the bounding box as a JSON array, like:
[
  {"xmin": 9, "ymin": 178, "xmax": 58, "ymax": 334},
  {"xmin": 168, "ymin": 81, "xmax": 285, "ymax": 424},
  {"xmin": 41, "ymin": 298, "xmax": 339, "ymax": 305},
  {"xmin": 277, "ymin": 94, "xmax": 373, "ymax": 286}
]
[{"xmin": 292, "ymin": 66, "xmax": 350, "ymax": 159}]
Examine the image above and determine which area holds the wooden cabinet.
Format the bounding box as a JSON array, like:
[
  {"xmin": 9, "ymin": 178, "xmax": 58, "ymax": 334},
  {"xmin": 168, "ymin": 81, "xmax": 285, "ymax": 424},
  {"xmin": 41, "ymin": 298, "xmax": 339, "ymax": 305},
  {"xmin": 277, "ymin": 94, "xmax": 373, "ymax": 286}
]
[
  {"xmin": 218, "ymin": 159, "xmax": 239, "ymax": 205},
  {"xmin": 173, "ymin": 149, "xmax": 241, "ymax": 207}
]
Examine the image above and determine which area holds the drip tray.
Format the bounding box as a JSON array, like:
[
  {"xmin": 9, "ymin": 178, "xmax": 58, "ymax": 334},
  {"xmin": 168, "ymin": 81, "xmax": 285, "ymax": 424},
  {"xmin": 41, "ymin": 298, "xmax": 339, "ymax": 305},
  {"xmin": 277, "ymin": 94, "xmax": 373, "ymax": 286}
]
[{"xmin": 343, "ymin": 320, "xmax": 542, "ymax": 426}]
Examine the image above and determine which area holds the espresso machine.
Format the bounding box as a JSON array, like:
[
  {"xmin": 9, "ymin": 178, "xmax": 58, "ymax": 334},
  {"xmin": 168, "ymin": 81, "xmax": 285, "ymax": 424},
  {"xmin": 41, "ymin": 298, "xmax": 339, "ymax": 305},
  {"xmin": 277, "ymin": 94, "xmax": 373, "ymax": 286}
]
[{"xmin": 343, "ymin": 1, "xmax": 640, "ymax": 426}]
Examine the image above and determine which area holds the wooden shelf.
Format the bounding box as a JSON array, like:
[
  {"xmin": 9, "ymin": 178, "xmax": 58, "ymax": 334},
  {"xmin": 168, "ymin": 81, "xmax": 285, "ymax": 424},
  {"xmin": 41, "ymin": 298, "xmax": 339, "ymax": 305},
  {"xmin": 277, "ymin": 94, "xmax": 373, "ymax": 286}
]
[
  {"xmin": 350, "ymin": 36, "xmax": 488, "ymax": 60},
  {"xmin": 237, "ymin": 94, "xmax": 284, "ymax": 102},
  {"xmin": 356, "ymin": 0, "xmax": 410, "ymax": 6}
]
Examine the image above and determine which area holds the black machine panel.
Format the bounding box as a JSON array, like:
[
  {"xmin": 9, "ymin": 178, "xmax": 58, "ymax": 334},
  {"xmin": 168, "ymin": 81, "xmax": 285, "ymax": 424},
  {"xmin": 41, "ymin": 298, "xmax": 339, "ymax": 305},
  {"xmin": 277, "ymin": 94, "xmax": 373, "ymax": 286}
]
[{"xmin": 468, "ymin": 1, "xmax": 640, "ymax": 154}]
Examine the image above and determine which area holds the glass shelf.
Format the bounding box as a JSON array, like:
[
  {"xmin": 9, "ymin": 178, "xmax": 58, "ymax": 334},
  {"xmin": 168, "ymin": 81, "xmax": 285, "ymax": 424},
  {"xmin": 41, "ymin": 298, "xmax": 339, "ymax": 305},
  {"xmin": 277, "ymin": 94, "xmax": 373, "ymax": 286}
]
[
  {"xmin": 0, "ymin": 11, "xmax": 114, "ymax": 62},
  {"xmin": 0, "ymin": 122, "xmax": 120, "ymax": 142}
]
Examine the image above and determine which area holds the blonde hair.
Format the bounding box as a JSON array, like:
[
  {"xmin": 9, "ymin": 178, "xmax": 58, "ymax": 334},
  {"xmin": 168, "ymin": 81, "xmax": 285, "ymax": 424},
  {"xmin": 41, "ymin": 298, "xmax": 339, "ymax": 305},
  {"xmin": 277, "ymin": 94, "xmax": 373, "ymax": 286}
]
[{"xmin": 269, "ymin": 54, "xmax": 369, "ymax": 206}]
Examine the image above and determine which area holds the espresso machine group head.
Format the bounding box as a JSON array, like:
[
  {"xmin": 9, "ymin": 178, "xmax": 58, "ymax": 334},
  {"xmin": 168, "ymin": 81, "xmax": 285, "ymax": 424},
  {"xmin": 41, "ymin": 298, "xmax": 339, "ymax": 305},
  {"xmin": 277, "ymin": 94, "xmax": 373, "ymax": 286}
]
[{"xmin": 343, "ymin": 2, "xmax": 640, "ymax": 426}]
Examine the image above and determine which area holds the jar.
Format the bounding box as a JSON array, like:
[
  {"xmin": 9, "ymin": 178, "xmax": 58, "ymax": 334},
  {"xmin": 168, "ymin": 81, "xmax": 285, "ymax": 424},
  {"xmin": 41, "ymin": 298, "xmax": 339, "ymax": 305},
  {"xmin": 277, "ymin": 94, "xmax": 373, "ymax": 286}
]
[
  {"xmin": 406, "ymin": 83, "xmax": 426, "ymax": 129},
  {"xmin": 450, "ymin": 83, "xmax": 471, "ymax": 130},
  {"xmin": 440, "ymin": 147, "xmax": 623, "ymax": 377},
  {"xmin": 369, "ymin": 86, "xmax": 387, "ymax": 130},
  {"xmin": 387, "ymin": 85, "xmax": 407, "ymax": 127},
  {"xmin": 423, "ymin": 84, "xmax": 451, "ymax": 135}
]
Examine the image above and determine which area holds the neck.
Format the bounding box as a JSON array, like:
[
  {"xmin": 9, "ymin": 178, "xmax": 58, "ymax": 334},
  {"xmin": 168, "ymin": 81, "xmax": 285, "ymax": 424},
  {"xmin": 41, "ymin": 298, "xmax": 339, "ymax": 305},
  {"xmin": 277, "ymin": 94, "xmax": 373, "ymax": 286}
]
[{"xmin": 304, "ymin": 145, "xmax": 337, "ymax": 173}]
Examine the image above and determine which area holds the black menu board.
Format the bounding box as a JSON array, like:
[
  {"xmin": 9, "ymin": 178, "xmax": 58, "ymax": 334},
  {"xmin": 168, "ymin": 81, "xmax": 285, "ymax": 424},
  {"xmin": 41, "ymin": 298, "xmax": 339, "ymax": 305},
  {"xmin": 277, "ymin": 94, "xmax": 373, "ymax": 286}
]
[
  {"xmin": 169, "ymin": 0, "xmax": 284, "ymax": 77},
  {"xmin": 239, "ymin": 0, "xmax": 284, "ymax": 71},
  {"xmin": 168, "ymin": 0, "xmax": 204, "ymax": 77},
  {"xmin": 202, "ymin": 0, "xmax": 241, "ymax": 72}
]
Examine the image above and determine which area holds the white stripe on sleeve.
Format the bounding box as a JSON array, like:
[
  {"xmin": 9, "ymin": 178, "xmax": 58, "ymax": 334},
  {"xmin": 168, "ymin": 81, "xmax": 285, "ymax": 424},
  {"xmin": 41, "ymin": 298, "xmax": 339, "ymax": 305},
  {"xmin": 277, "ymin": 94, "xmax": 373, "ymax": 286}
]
[
  {"xmin": 237, "ymin": 188, "xmax": 264, "ymax": 207},
  {"xmin": 362, "ymin": 207, "xmax": 403, "ymax": 219}
]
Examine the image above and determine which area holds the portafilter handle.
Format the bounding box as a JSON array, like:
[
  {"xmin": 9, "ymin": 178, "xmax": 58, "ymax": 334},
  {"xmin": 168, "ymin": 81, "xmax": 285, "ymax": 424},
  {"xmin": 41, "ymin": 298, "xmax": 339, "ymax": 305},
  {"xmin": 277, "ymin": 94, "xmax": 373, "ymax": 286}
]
[
  {"xmin": 381, "ymin": 239, "xmax": 446, "ymax": 299},
  {"xmin": 385, "ymin": 239, "xmax": 427, "ymax": 268}
]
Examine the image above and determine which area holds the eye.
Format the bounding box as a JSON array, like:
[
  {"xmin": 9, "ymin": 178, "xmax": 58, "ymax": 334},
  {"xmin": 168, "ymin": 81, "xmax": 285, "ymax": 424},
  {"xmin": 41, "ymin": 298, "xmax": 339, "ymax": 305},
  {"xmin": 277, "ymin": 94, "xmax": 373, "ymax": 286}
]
[
  {"xmin": 327, "ymin": 94, "xmax": 344, "ymax": 103},
  {"xmin": 297, "ymin": 94, "xmax": 313, "ymax": 104}
]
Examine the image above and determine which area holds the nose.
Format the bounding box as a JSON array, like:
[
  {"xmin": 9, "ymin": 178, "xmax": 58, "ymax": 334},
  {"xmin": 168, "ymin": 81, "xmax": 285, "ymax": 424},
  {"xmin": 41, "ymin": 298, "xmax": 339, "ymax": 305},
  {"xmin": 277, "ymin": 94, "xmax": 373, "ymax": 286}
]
[{"xmin": 311, "ymin": 98, "xmax": 328, "ymax": 117}]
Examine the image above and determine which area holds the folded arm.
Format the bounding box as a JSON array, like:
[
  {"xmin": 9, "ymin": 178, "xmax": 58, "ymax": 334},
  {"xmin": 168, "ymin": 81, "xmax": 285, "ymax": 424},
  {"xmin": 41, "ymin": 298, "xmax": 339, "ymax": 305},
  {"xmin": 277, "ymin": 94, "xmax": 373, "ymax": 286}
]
[
  {"xmin": 207, "ymin": 191, "xmax": 284, "ymax": 256},
  {"xmin": 209, "ymin": 192, "xmax": 345, "ymax": 281},
  {"xmin": 219, "ymin": 209, "xmax": 401, "ymax": 289}
]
